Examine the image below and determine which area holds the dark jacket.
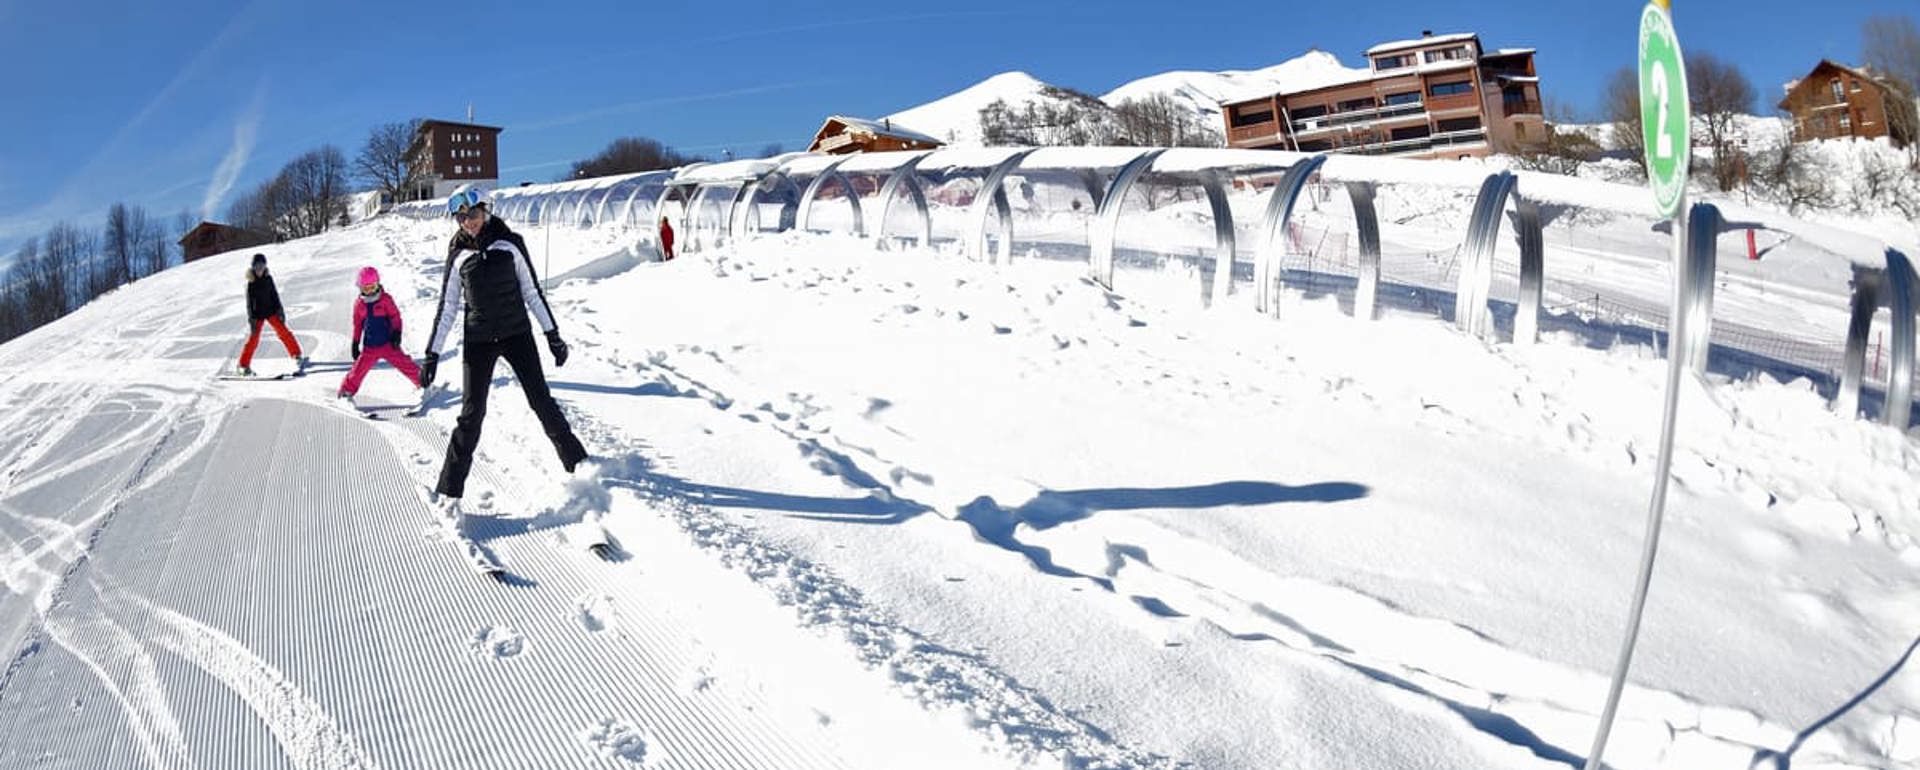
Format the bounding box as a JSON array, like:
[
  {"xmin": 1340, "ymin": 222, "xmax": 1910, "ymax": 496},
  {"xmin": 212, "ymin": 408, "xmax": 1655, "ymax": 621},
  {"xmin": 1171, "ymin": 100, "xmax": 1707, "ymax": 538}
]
[
  {"xmin": 246, "ymin": 268, "xmax": 284, "ymax": 321},
  {"xmin": 425, "ymin": 216, "xmax": 559, "ymax": 354}
]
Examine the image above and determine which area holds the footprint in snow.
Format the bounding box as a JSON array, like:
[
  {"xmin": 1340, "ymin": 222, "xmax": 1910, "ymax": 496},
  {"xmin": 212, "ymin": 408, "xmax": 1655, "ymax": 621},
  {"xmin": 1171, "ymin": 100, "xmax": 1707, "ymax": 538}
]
[
  {"xmin": 580, "ymin": 718, "xmax": 652, "ymax": 764},
  {"xmin": 469, "ymin": 625, "xmax": 528, "ymax": 659},
  {"xmin": 576, "ymin": 594, "xmax": 616, "ymax": 634}
]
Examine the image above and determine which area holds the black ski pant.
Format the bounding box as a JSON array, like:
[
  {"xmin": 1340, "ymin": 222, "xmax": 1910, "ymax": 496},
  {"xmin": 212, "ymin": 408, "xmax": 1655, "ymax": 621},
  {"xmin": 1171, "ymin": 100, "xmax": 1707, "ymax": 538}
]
[{"xmin": 435, "ymin": 331, "xmax": 588, "ymax": 498}]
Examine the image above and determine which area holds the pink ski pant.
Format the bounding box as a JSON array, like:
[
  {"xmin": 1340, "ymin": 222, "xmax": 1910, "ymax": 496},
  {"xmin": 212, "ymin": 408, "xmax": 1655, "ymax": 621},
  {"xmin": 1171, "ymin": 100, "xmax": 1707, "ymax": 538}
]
[{"xmin": 339, "ymin": 344, "xmax": 421, "ymax": 395}]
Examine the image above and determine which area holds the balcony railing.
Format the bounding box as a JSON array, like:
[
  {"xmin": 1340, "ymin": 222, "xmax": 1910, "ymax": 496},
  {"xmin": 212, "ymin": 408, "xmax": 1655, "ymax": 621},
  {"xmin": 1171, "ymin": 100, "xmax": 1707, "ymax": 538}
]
[
  {"xmin": 1503, "ymin": 99, "xmax": 1543, "ymax": 117},
  {"xmin": 1346, "ymin": 129, "xmax": 1489, "ymax": 157},
  {"xmin": 1292, "ymin": 101, "xmax": 1428, "ymax": 134},
  {"xmin": 1228, "ymin": 122, "xmax": 1283, "ymax": 145},
  {"xmin": 1425, "ymin": 92, "xmax": 1481, "ymax": 113}
]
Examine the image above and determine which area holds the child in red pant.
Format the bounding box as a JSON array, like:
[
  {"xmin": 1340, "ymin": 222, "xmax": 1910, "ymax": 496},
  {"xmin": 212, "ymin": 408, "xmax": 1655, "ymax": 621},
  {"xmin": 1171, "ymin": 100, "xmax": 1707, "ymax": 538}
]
[
  {"xmin": 337, "ymin": 266, "xmax": 422, "ymax": 404},
  {"xmin": 239, "ymin": 253, "xmax": 308, "ymax": 376}
]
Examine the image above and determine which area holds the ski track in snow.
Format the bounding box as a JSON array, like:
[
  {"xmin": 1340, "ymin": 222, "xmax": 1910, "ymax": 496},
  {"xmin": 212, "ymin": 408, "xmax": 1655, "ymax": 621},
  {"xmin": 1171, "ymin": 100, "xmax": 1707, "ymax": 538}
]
[
  {"xmin": 537, "ymin": 229, "xmax": 1916, "ymax": 769},
  {"xmin": 0, "ymin": 214, "xmax": 1913, "ymax": 769}
]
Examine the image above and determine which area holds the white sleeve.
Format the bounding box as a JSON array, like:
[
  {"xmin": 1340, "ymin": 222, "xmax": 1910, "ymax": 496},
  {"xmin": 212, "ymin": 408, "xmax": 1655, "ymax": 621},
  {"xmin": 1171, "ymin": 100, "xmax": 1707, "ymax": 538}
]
[
  {"xmin": 496, "ymin": 239, "xmax": 557, "ymax": 334},
  {"xmin": 425, "ymin": 251, "xmax": 469, "ymax": 355}
]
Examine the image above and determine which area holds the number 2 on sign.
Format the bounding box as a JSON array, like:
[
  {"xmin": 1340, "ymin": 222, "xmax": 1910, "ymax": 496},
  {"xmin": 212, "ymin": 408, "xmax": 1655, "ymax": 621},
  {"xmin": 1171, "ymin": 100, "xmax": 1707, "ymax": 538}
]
[{"xmin": 1650, "ymin": 61, "xmax": 1673, "ymax": 159}]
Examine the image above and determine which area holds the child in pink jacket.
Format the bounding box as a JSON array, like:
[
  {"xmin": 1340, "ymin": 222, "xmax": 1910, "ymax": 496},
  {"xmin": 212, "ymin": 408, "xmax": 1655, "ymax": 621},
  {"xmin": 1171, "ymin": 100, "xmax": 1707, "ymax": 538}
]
[{"xmin": 338, "ymin": 266, "xmax": 423, "ymax": 402}]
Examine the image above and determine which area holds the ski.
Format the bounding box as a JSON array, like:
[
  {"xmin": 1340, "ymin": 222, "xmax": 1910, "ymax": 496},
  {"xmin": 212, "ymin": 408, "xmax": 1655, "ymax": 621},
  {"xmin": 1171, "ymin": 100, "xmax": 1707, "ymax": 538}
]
[
  {"xmin": 582, "ymin": 522, "xmax": 621, "ymax": 561},
  {"xmin": 217, "ymin": 372, "xmax": 295, "ymax": 381},
  {"xmin": 327, "ymin": 397, "xmax": 388, "ymax": 420},
  {"xmin": 410, "ymin": 485, "xmax": 506, "ymax": 580},
  {"xmin": 404, "ymin": 383, "xmax": 448, "ymax": 418}
]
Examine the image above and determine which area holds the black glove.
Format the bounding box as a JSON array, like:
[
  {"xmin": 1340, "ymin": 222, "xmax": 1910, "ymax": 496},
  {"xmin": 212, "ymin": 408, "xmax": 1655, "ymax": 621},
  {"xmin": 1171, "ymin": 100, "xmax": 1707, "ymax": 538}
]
[
  {"xmin": 393, "ymin": 327, "xmax": 403, "ymax": 346},
  {"xmin": 547, "ymin": 331, "xmax": 569, "ymax": 367},
  {"xmin": 420, "ymin": 352, "xmax": 439, "ymax": 389},
  {"xmin": 351, "ymin": 341, "xmax": 361, "ymax": 359}
]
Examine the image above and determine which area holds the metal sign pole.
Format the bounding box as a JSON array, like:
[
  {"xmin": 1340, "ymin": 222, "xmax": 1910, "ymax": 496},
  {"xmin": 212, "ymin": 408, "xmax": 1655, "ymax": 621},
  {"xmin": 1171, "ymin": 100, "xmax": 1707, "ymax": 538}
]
[{"xmin": 1584, "ymin": 3, "xmax": 1691, "ymax": 768}]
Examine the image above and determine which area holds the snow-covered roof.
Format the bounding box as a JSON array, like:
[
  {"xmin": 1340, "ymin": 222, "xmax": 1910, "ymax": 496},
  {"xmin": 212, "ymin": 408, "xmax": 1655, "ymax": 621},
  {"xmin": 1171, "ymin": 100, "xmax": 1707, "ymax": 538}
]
[
  {"xmin": 1488, "ymin": 48, "xmax": 1536, "ymax": 57},
  {"xmin": 1497, "ymin": 75, "xmax": 1539, "ymax": 84},
  {"xmin": 1366, "ymin": 32, "xmax": 1476, "ymax": 56},
  {"xmin": 824, "ymin": 115, "xmax": 942, "ymax": 145}
]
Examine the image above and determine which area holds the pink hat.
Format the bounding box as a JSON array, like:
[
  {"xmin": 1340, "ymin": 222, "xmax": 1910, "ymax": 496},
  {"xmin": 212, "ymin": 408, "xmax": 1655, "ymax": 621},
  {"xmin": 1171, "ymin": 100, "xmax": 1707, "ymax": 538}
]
[{"xmin": 356, "ymin": 266, "xmax": 380, "ymax": 287}]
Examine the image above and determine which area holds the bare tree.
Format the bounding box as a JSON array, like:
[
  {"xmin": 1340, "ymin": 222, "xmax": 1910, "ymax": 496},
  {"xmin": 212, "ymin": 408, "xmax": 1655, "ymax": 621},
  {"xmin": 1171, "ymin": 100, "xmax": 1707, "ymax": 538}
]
[
  {"xmin": 568, "ymin": 137, "xmax": 694, "ymax": 179},
  {"xmin": 355, "ymin": 119, "xmax": 423, "ymax": 204},
  {"xmin": 281, "ymin": 145, "xmax": 350, "ymax": 239},
  {"xmin": 1514, "ymin": 98, "xmax": 1605, "ymax": 174},
  {"xmin": 136, "ymin": 214, "xmax": 168, "ymax": 277},
  {"xmin": 1755, "ymin": 126, "xmax": 1836, "ymax": 214},
  {"xmin": 1112, "ymin": 93, "xmax": 1219, "ymax": 148},
  {"xmin": 102, "ymin": 203, "xmax": 136, "ymax": 288},
  {"xmin": 1864, "ymin": 14, "xmax": 1920, "ymax": 92},
  {"xmin": 1604, "ymin": 67, "xmax": 1648, "ymax": 176},
  {"xmin": 1687, "ymin": 52, "xmax": 1757, "ymax": 192},
  {"xmin": 174, "ymin": 209, "xmax": 196, "ymax": 266}
]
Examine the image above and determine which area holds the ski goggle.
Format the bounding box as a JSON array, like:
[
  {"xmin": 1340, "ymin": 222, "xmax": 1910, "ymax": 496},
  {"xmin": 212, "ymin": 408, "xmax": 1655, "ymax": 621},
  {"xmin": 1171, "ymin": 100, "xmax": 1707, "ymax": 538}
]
[{"xmin": 359, "ymin": 283, "xmax": 380, "ymax": 295}]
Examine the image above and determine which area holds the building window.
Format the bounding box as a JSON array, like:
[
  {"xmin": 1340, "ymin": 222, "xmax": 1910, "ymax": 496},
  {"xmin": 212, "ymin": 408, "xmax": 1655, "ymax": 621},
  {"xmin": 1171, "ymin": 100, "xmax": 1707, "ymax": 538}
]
[
  {"xmin": 1336, "ymin": 97, "xmax": 1377, "ymax": 113},
  {"xmin": 1850, "ymin": 80, "xmax": 1862, "ymax": 92},
  {"xmin": 1436, "ymin": 116, "xmax": 1482, "ymax": 133},
  {"xmin": 1424, "ymin": 46, "xmax": 1470, "ymax": 63},
  {"xmin": 1231, "ymin": 109, "xmax": 1275, "ymax": 127},
  {"xmin": 1383, "ymin": 91, "xmax": 1421, "ymax": 106},
  {"xmin": 1291, "ymin": 104, "xmax": 1328, "ymax": 120},
  {"xmin": 1390, "ymin": 125, "xmax": 1431, "ymax": 141},
  {"xmin": 1839, "ymin": 113, "xmax": 1852, "ymax": 132},
  {"xmin": 1831, "ymin": 79, "xmax": 1845, "ymax": 101},
  {"xmin": 1428, "ymin": 81, "xmax": 1473, "ymax": 97},
  {"xmin": 1374, "ymin": 54, "xmax": 1413, "ymax": 70}
]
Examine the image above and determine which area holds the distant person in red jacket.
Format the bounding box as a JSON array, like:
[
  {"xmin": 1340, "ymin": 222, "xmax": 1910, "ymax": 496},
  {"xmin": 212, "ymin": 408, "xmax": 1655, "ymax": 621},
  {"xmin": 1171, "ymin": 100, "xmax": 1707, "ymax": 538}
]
[
  {"xmin": 658, "ymin": 215, "xmax": 675, "ymax": 261},
  {"xmin": 337, "ymin": 266, "xmax": 422, "ymax": 405}
]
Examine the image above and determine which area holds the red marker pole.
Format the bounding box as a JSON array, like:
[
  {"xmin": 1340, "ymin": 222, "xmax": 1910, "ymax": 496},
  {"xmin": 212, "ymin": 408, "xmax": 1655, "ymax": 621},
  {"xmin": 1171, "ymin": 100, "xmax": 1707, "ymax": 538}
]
[{"xmin": 1747, "ymin": 229, "xmax": 1757, "ymax": 260}]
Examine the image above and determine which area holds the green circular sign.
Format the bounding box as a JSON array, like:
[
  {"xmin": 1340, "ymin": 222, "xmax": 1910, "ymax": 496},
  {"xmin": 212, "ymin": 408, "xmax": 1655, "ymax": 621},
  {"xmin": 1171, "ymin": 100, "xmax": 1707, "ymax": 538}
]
[{"xmin": 1639, "ymin": 3, "xmax": 1690, "ymax": 218}]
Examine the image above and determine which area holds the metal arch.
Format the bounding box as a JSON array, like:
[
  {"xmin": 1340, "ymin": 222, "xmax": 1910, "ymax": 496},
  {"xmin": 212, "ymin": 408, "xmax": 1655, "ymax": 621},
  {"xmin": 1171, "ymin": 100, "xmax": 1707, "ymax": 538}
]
[
  {"xmin": 1513, "ymin": 196, "xmax": 1545, "ymax": 344},
  {"xmin": 1253, "ymin": 154, "xmax": 1327, "ymax": 317},
  {"xmin": 968, "ymin": 149, "xmax": 1038, "ymax": 264},
  {"xmin": 1089, "ymin": 149, "xmax": 1167, "ymax": 289},
  {"xmin": 1346, "ymin": 181, "xmax": 1383, "ymax": 321},
  {"xmin": 618, "ymin": 182, "xmax": 652, "ymax": 226},
  {"xmin": 1454, "ymin": 171, "xmax": 1545, "ymax": 343},
  {"xmin": 874, "ymin": 154, "xmax": 933, "ymax": 249},
  {"xmin": 722, "ymin": 182, "xmax": 758, "ymax": 246},
  {"xmin": 1837, "ymin": 264, "xmax": 1884, "ymax": 419},
  {"xmin": 1884, "ymin": 249, "xmax": 1917, "ymax": 428},
  {"xmin": 585, "ymin": 186, "xmax": 618, "ymax": 225},
  {"xmin": 1202, "ymin": 171, "xmax": 1238, "ymax": 307},
  {"xmin": 796, "ymin": 157, "xmax": 862, "ymax": 236},
  {"xmin": 733, "ymin": 172, "xmax": 803, "ymax": 241},
  {"xmin": 1455, "ymin": 172, "xmax": 1516, "ymax": 337},
  {"xmin": 1077, "ymin": 168, "xmax": 1107, "ymax": 213},
  {"xmin": 1678, "ymin": 203, "xmax": 1723, "ymax": 377}
]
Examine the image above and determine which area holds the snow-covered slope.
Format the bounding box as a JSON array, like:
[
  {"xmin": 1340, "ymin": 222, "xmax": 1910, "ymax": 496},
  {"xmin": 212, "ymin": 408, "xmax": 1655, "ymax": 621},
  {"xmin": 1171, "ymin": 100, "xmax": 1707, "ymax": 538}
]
[
  {"xmin": 1099, "ymin": 50, "xmax": 1370, "ymax": 131},
  {"xmin": 883, "ymin": 71, "xmax": 1061, "ymax": 145},
  {"xmin": 1, "ymin": 160, "xmax": 1917, "ymax": 769}
]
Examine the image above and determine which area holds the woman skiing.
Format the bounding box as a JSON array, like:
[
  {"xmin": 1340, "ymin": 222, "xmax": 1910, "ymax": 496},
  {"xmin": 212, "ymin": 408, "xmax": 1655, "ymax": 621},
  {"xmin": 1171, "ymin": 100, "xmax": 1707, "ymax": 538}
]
[
  {"xmin": 337, "ymin": 266, "xmax": 422, "ymax": 404},
  {"xmin": 421, "ymin": 187, "xmax": 588, "ymax": 512},
  {"xmin": 238, "ymin": 253, "xmax": 308, "ymax": 376}
]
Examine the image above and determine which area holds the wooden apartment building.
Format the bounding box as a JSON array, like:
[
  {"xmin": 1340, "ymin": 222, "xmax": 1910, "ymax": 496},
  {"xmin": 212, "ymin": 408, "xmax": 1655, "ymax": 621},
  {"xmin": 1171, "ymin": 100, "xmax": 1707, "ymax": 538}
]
[
  {"xmin": 1777, "ymin": 60, "xmax": 1915, "ymax": 148},
  {"xmin": 1221, "ymin": 32, "xmax": 1546, "ymax": 160},
  {"xmin": 404, "ymin": 119, "xmax": 504, "ymax": 201}
]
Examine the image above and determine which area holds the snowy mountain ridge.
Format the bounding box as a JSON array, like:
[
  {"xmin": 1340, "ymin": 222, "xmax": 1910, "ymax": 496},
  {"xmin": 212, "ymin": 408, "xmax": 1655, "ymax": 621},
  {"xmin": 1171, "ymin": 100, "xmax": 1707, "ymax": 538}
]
[{"xmin": 883, "ymin": 50, "xmax": 1370, "ymax": 145}]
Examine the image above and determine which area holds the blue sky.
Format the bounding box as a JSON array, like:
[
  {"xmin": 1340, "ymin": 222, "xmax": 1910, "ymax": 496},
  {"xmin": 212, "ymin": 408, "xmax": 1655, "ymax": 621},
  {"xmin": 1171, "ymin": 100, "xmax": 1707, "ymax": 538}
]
[{"xmin": 0, "ymin": 0, "xmax": 1910, "ymax": 257}]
